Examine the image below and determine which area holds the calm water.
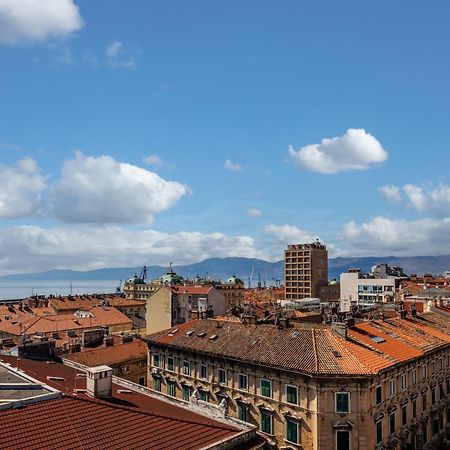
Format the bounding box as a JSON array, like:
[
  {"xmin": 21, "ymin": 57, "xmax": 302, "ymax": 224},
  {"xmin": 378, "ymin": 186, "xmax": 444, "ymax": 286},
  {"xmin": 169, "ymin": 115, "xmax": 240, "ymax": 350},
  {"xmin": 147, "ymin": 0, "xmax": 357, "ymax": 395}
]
[{"xmin": 0, "ymin": 280, "xmax": 120, "ymax": 301}]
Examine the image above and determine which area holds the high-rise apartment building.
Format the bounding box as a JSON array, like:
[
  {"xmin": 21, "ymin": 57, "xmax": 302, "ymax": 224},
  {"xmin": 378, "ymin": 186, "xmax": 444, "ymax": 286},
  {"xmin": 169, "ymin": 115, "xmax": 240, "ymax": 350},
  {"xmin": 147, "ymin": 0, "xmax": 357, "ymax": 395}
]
[{"xmin": 284, "ymin": 241, "xmax": 328, "ymax": 300}]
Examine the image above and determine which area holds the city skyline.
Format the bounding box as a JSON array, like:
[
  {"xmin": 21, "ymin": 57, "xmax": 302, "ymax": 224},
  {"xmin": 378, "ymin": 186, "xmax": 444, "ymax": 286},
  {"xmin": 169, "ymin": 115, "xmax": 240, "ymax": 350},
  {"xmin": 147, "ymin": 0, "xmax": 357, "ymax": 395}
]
[{"xmin": 1, "ymin": 0, "xmax": 450, "ymax": 275}]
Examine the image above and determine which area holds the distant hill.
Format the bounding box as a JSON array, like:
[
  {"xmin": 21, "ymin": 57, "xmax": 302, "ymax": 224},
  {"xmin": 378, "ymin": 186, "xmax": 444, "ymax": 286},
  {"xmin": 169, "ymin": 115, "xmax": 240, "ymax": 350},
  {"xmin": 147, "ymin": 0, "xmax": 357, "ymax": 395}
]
[{"xmin": 1, "ymin": 255, "xmax": 449, "ymax": 284}]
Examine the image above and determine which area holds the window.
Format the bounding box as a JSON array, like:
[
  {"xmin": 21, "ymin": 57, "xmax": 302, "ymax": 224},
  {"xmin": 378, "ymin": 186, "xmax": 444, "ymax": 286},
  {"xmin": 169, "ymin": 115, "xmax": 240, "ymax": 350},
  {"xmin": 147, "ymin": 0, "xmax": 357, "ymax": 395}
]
[
  {"xmin": 439, "ymin": 358, "xmax": 443, "ymax": 371},
  {"xmin": 199, "ymin": 364, "xmax": 207, "ymax": 380},
  {"xmin": 400, "ymin": 405, "xmax": 406, "ymax": 426},
  {"xmin": 375, "ymin": 385, "xmax": 382, "ymax": 405},
  {"xmin": 422, "ymin": 394, "xmax": 427, "ymax": 412},
  {"xmin": 286, "ymin": 385, "xmax": 298, "ymax": 405},
  {"xmin": 139, "ymin": 361, "xmax": 146, "ymax": 369},
  {"xmin": 138, "ymin": 376, "xmax": 145, "ymax": 386},
  {"xmin": 336, "ymin": 392, "xmax": 350, "ymax": 413},
  {"xmin": 286, "ymin": 419, "xmax": 299, "ymax": 444},
  {"xmin": 440, "ymin": 383, "xmax": 444, "ymax": 399},
  {"xmin": 182, "ymin": 360, "xmax": 191, "ymax": 376},
  {"xmin": 389, "ymin": 379, "xmax": 396, "ymax": 397},
  {"xmin": 260, "ymin": 410, "xmax": 273, "ymax": 435},
  {"xmin": 401, "ymin": 374, "xmax": 407, "ymax": 391},
  {"xmin": 431, "ymin": 361, "xmax": 436, "ymax": 374},
  {"xmin": 237, "ymin": 403, "xmax": 249, "ymax": 422},
  {"xmin": 389, "ymin": 412, "xmax": 396, "ymax": 435},
  {"xmin": 238, "ymin": 373, "xmax": 248, "ymax": 391},
  {"xmin": 199, "ymin": 390, "xmax": 208, "ymax": 402},
  {"xmin": 153, "ymin": 377, "xmax": 161, "ymax": 392},
  {"xmin": 376, "ymin": 420, "xmax": 383, "ymax": 444},
  {"xmin": 182, "ymin": 385, "xmax": 191, "ymax": 401},
  {"xmin": 412, "ymin": 369, "xmax": 417, "ymax": 385},
  {"xmin": 218, "ymin": 369, "xmax": 227, "ymax": 385},
  {"xmin": 153, "ymin": 353, "xmax": 160, "ymax": 367},
  {"xmin": 412, "ymin": 399, "xmax": 417, "ymax": 418},
  {"xmin": 167, "ymin": 381, "xmax": 176, "ymax": 397},
  {"xmin": 260, "ymin": 379, "xmax": 272, "ymax": 398},
  {"xmin": 336, "ymin": 430, "xmax": 350, "ymax": 450},
  {"xmin": 431, "ymin": 387, "xmax": 436, "ymax": 404},
  {"xmin": 167, "ymin": 356, "xmax": 174, "ymax": 372},
  {"xmin": 422, "ymin": 364, "xmax": 427, "ymax": 380}
]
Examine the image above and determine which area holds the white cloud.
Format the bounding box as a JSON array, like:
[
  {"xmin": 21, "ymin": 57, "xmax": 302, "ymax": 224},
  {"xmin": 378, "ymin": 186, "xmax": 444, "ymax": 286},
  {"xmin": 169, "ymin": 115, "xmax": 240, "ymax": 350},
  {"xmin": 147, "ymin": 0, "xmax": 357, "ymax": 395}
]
[
  {"xmin": 0, "ymin": 225, "xmax": 268, "ymax": 275},
  {"xmin": 0, "ymin": 158, "xmax": 46, "ymax": 219},
  {"xmin": 339, "ymin": 216, "xmax": 450, "ymax": 256},
  {"xmin": 0, "ymin": 0, "xmax": 83, "ymax": 45},
  {"xmin": 265, "ymin": 224, "xmax": 317, "ymax": 244},
  {"xmin": 288, "ymin": 128, "xmax": 388, "ymax": 174},
  {"xmin": 379, "ymin": 185, "xmax": 402, "ymax": 203},
  {"xmin": 224, "ymin": 159, "xmax": 243, "ymax": 172},
  {"xmin": 380, "ymin": 183, "xmax": 450, "ymax": 215},
  {"xmin": 247, "ymin": 208, "xmax": 262, "ymax": 218},
  {"xmin": 105, "ymin": 41, "xmax": 136, "ymax": 69},
  {"xmin": 51, "ymin": 151, "xmax": 187, "ymax": 224},
  {"xmin": 143, "ymin": 154, "xmax": 164, "ymax": 168}
]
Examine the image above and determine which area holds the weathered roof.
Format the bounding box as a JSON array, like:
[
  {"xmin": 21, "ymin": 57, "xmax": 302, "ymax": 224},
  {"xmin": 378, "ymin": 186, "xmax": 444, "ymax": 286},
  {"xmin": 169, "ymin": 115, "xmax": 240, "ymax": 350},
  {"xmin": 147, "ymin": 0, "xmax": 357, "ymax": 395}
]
[
  {"xmin": 65, "ymin": 339, "xmax": 146, "ymax": 367},
  {"xmin": 145, "ymin": 315, "xmax": 450, "ymax": 377}
]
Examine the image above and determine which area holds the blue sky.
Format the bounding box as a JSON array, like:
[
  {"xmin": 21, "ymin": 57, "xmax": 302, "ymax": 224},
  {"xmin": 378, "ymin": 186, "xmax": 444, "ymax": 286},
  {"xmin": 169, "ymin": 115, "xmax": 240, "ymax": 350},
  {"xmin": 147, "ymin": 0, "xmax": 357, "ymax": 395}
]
[{"xmin": 1, "ymin": 0, "xmax": 450, "ymax": 274}]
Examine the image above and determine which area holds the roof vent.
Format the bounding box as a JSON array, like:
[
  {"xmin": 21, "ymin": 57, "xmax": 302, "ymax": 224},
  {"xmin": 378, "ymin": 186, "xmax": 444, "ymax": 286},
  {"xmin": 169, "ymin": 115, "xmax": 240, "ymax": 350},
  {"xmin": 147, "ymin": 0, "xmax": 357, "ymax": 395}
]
[
  {"xmin": 185, "ymin": 330, "xmax": 194, "ymax": 336},
  {"xmin": 197, "ymin": 332, "xmax": 206, "ymax": 338},
  {"xmin": 209, "ymin": 334, "xmax": 218, "ymax": 340},
  {"xmin": 291, "ymin": 331, "xmax": 300, "ymax": 338}
]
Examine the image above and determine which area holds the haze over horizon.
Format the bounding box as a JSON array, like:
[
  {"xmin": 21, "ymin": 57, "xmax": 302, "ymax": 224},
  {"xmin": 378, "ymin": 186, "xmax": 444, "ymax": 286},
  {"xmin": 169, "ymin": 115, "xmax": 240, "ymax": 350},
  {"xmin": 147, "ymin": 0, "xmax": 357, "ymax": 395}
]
[{"xmin": 1, "ymin": 1, "xmax": 450, "ymax": 275}]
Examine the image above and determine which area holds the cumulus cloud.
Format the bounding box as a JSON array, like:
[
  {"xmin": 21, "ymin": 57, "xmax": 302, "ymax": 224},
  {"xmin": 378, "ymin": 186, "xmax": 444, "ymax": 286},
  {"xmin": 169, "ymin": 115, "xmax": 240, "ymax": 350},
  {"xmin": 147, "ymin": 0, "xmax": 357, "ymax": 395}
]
[
  {"xmin": 0, "ymin": 158, "xmax": 46, "ymax": 219},
  {"xmin": 288, "ymin": 128, "xmax": 388, "ymax": 174},
  {"xmin": 0, "ymin": 0, "xmax": 83, "ymax": 45},
  {"xmin": 224, "ymin": 159, "xmax": 243, "ymax": 172},
  {"xmin": 380, "ymin": 183, "xmax": 450, "ymax": 215},
  {"xmin": 105, "ymin": 41, "xmax": 136, "ymax": 69},
  {"xmin": 247, "ymin": 208, "xmax": 262, "ymax": 218},
  {"xmin": 0, "ymin": 225, "xmax": 268, "ymax": 275},
  {"xmin": 339, "ymin": 216, "xmax": 450, "ymax": 256},
  {"xmin": 265, "ymin": 224, "xmax": 317, "ymax": 244},
  {"xmin": 51, "ymin": 152, "xmax": 187, "ymax": 224},
  {"xmin": 379, "ymin": 185, "xmax": 402, "ymax": 203}
]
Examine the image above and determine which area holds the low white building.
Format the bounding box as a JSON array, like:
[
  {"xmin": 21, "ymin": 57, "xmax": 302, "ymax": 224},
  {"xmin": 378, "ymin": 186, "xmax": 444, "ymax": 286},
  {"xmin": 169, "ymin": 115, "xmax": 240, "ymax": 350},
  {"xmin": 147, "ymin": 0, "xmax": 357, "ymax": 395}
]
[{"xmin": 340, "ymin": 268, "xmax": 396, "ymax": 311}]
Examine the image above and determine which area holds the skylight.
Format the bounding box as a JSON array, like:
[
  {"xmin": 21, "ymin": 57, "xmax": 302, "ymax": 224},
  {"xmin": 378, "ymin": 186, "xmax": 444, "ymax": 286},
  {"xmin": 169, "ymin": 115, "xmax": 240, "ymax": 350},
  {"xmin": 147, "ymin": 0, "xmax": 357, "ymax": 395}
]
[{"xmin": 369, "ymin": 335, "xmax": 386, "ymax": 344}]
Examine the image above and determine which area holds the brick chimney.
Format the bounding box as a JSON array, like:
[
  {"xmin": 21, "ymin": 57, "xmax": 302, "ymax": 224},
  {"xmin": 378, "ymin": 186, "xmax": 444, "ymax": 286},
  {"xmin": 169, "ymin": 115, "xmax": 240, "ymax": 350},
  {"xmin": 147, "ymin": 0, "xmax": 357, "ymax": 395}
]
[{"xmin": 86, "ymin": 365, "xmax": 113, "ymax": 398}]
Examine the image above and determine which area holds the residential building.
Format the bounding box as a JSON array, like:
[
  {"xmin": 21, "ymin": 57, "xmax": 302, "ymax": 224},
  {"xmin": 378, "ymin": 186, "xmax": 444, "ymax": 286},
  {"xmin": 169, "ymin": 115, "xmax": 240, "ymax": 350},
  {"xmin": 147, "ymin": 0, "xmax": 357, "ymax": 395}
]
[
  {"xmin": 340, "ymin": 267, "xmax": 397, "ymax": 311},
  {"xmin": 146, "ymin": 285, "xmax": 226, "ymax": 334},
  {"xmin": 215, "ymin": 276, "xmax": 245, "ymax": 310},
  {"xmin": 145, "ymin": 313, "xmax": 450, "ymax": 450},
  {"xmin": 284, "ymin": 241, "xmax": 328, "ymax": 300},
  {"xmin": 0, "ymin": 356, "xmax": 260, "ymax": 450},
  {"xmin": 64, "ymin": 337, "xmax": 148, "ymax": 385}
]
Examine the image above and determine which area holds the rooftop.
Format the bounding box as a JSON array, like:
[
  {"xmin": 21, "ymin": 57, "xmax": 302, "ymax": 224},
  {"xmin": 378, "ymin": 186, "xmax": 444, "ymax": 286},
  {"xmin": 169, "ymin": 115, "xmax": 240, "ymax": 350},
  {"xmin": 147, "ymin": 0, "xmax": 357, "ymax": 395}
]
[
  {"xmin": 145, "ymin": 313, "xmax": 450, "ymax": 377},
  {"xmin": 0, "ymin": 355, "xmax": 258, "ymax": 450}
]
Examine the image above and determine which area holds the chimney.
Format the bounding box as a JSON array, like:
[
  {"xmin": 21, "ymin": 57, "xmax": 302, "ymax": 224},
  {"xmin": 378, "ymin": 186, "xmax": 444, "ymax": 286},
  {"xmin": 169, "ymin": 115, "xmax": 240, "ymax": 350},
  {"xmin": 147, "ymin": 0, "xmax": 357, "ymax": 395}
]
[
  {"xmin": 86, "ymin": 365, "xmax": 113, "ymax": 398},
  {"xmin": 104, "ymin": 336, "xmax": 114, "ymax": 346},
  {"xmin": 411, "ymin": 304, "xmax": 417, "ymax": 317},
  {"xmin": 331, "ymin": 321, "xmax": 348, "ymax": 340}
]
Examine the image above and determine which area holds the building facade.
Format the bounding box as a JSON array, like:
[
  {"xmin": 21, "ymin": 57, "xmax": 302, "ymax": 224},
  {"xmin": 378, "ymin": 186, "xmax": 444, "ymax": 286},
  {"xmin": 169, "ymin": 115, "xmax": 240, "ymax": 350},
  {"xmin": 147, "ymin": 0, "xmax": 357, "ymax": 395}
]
[
  {"xmin": 284, "ymin": 241, "xmax": 328, "ymax": 301},
  {"xmin": 145, "ymin": 314, "xmax": 450, "ymax": 450}
]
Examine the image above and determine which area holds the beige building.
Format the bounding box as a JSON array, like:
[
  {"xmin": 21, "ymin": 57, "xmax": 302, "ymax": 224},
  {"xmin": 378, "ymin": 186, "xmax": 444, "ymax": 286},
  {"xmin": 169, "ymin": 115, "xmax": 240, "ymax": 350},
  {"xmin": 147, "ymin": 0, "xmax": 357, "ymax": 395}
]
[
  {"xmin": 145, "ymin": 313, "xmax": 450, "ymax": 450},
  {"xmin": 215, "ymin": 276, "xmax": 245, "ymax": 310},
  {"xmin": 146, "ymin": 285, "xmax": 227, "ymax": 334},
  {"xmin": 285, "ymin": 241, "xmax": 328, "ymax": 301}
]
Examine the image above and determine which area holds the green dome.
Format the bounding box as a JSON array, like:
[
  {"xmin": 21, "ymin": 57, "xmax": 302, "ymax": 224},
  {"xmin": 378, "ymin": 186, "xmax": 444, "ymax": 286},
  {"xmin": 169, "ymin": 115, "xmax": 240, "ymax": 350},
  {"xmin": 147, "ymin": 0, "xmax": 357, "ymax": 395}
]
[{"xmin": 225, "ymin": 275, "xmax": 243, "ymax": 284}]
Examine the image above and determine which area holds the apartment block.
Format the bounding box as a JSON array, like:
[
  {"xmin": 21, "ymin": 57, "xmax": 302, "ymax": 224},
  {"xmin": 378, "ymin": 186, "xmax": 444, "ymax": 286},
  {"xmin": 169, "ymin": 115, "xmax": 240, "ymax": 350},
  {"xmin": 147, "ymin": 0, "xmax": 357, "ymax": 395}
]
[{"xmin": 284, "ymin": 241, "xmax": 328, "ymax": 300}]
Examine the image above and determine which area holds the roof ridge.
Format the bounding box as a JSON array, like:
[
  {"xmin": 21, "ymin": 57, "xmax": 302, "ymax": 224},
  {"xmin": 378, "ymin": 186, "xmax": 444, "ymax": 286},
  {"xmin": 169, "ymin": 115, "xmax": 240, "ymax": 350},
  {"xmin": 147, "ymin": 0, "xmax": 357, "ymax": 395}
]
[{"xmin": 311, "ymin": 329, "xmax": 318, "ymax": 373}]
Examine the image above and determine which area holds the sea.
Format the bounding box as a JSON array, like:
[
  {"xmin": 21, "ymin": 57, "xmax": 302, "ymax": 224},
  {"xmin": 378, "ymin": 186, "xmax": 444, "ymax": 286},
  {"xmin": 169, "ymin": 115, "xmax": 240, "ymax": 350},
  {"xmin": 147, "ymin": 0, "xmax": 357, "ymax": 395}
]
[{"xmin": 0, "ymin": 280, "xmax": 120, "ymax": 301}]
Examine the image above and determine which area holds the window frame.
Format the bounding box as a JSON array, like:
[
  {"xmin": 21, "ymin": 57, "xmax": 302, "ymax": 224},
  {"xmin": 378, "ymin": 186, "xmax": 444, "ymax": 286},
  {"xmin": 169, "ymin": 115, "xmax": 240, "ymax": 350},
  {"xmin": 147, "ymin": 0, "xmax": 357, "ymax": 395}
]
[
  {"xmin": 198, "ymin": 364, "xmax": 208, "ymax": 380},
  {"xmin": 389, "ymin": 411, "xmax": 396, "ymax": 435},
  {"xmin": 285, "ymin": 418, "xmax": 299, "ymax": 444},
  {"xmin": 218, "ymin": 368, "xmax": 227, "ymax": 385},
  {"xmin": 376, "ymin": 420, "xmax": 383, "ymax": 444},
  {"xmin": 401, "ymin": 373, "xmax": 407, "ymax": 391},
  {"xmin": 260, "ymin": 409, "xmax": 273, "ymax": 435},
  {"xmin": 167, "ymin": 356, "xmax": 174, "ymax": 372},
  {"xmin": 237, "ymin": 402, "xmax": 249, "ymax": 422},
  {"xmin": 375, "ymin": 385, "xmax": 382, "ymax": 405},
  {"xmin": 238, "ymin": 373, "xmax": 248, "ymax": 391},
  {"xmin": 260, "ymin": 378, "xmax": 272, "ymax": 398},
  {"xmin": 167, "ymin": 380, "xmax": 176, "ymax": 397},
  {"xmin": 335, "ymin": 392, "xmax": 350, "ymax": 413},
  {"xmin": 286, "ymin": 384, "xmax": 299, "ymax": 405},
  {"xmin": 153, "ymin": 353, "xmax": 160, "ymax": 368},
  {"xmin": 182, "ymin": 360, "xmax": 191, "ymax": 376},
  {"xmin": 389, "ymin": 379, "xmax": 396, "ymax": 397}
]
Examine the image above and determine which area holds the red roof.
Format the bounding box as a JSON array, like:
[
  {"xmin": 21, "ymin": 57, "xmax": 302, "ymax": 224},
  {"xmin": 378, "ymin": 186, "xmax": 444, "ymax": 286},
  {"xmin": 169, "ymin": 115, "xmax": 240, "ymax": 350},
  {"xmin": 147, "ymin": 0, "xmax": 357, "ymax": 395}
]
[
  {"xmin": 0, "ymin": 396, "xmax": 239, "ymax": 450},
  {"xmin": 0, "ymin": 355, "xmax": 249, "ymax": 450}
]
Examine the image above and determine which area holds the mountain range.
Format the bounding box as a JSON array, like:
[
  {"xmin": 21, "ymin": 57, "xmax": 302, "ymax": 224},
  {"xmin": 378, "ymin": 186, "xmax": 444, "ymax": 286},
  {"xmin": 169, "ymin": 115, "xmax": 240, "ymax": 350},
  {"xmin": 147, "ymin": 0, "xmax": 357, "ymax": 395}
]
[{"xmin": 1, "ymin": 255, "xmax": 450, "ymax": 284}]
